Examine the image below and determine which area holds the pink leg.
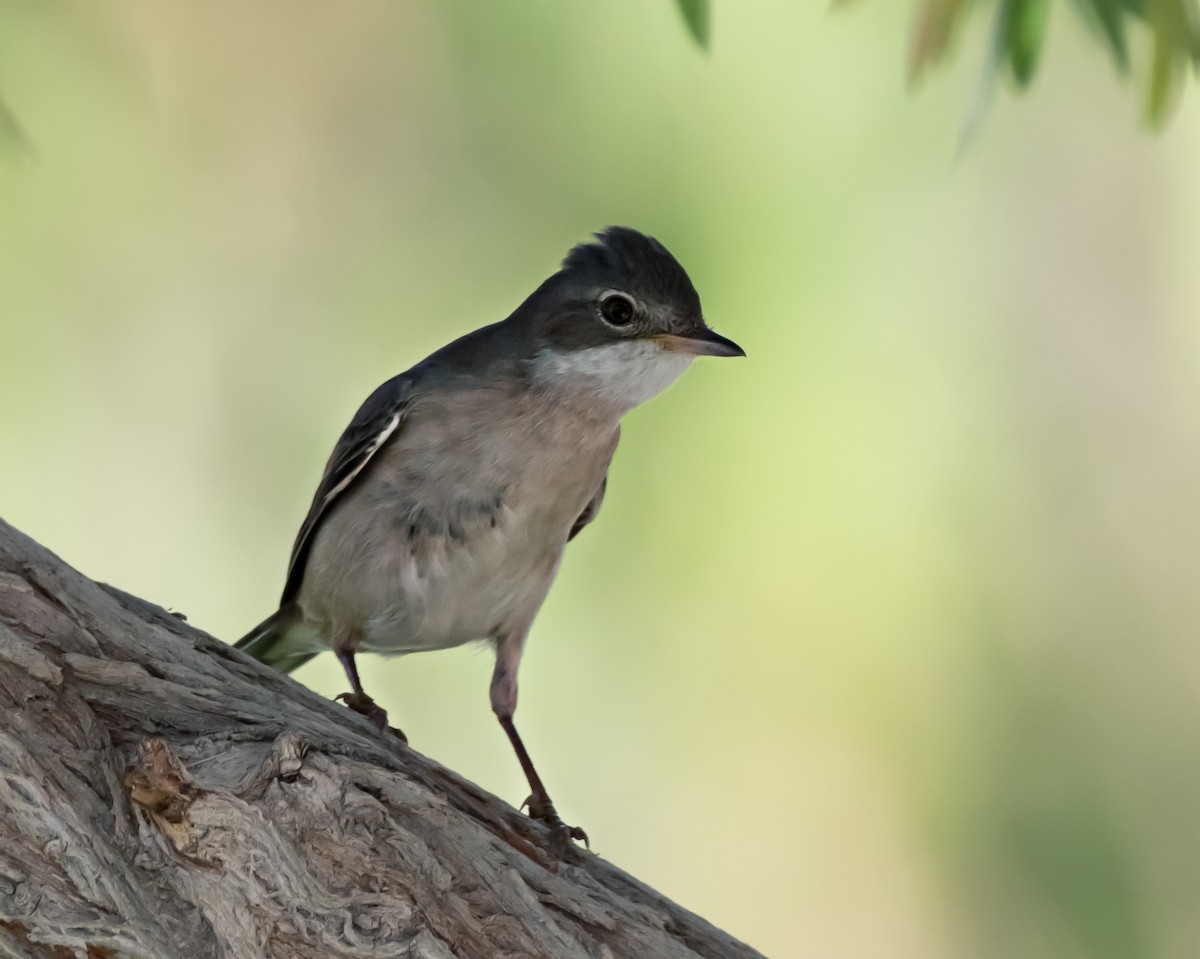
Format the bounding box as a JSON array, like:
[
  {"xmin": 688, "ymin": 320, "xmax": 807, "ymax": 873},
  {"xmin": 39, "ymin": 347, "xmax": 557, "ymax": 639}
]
[{"xmin": 491, "ymin": 631, "xmax": 587, "ymax": 849}]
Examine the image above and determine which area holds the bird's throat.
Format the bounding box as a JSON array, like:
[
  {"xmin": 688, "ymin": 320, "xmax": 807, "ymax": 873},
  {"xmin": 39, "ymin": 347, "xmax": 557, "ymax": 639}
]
[{"xmin": 529, "ymin": 341, "xmax": 695, "ymax": 413}]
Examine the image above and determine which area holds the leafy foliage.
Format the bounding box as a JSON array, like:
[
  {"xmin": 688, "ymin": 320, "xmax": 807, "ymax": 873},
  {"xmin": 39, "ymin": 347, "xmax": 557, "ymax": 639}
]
[
  {"xmin": 905, "ymin": 0, "xmax": 1200, "ymax": 127},
  {"xmin": 676, "ymin": 0, "xmax": 1200, "ymax": 128},
  {"xmin": 675, "ymin": 0, "xmax": 711, "ymax": 49}
]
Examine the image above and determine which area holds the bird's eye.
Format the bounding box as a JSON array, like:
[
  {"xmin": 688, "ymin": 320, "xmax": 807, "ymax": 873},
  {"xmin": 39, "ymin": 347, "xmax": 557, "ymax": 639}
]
[{"xmin": 599, "ymin": 293, "xmax": 635, "ymax": 327}]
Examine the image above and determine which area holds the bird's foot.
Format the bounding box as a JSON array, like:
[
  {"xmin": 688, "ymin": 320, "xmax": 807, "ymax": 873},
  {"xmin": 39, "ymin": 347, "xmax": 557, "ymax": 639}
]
[
  {"xmin": 335, "ymin": 691, "xmax": 407, "ymax": 742},
  {"xmin": 522, "ymin": 793, "xmax": 589, "ymax": 851}
]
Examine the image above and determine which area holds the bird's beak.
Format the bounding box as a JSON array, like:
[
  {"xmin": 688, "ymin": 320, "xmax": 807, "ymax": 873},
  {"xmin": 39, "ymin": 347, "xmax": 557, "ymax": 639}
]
[{"xmin": 655, "ymin": 329, "xmax": 746, "ymax": 358}]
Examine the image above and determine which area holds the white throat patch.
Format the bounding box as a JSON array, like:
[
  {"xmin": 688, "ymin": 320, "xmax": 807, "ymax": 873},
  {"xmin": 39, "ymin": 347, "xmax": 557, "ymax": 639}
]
[{"xmin": 531, "ymin": 340, "xmax": 695, "ymax": 412}]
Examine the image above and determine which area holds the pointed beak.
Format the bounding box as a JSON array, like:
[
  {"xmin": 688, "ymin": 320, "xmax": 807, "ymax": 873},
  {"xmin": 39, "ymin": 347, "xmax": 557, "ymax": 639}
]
[{"xmin": 655, "ymin": 328, "xmax": 746, "ymax": 358}]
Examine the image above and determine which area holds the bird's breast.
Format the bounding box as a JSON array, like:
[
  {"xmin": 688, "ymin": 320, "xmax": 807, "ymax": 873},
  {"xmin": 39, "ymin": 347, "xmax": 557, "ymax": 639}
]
[{"xmin": 299, "ymin": 389, "xmax": 619, "ymax": 653}]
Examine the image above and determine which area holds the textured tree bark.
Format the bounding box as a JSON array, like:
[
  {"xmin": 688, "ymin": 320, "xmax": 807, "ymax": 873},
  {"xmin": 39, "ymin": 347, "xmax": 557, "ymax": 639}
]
[{"xmin": 0, "ymin": 519, "xmax": 765, "ymax": 959}]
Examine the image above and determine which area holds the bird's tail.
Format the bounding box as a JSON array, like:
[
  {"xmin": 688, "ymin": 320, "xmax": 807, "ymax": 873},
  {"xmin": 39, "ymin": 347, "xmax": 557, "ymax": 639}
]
[{"xmin": 234, "ymin": 606, "xmax": 318, "ymax": 675}]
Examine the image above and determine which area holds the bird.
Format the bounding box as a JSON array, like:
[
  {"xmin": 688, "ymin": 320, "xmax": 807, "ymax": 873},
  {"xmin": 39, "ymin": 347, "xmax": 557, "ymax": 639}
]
[{"xmin": 235, "ymin": 226, "xmax": 744, "ymax": 845}]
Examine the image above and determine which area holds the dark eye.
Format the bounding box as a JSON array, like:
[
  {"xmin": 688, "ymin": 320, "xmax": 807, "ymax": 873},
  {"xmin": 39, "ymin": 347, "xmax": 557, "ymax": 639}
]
[{"xmin": 599, "ymin": 293, "xmax": 635, "ymax": 327}]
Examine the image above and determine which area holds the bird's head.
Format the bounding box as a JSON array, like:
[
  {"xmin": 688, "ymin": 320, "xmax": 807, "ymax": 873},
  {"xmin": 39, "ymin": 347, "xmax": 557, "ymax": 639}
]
[{"xmin": 525, "ymin": 227, "xmax": 744, "ymax": 411}]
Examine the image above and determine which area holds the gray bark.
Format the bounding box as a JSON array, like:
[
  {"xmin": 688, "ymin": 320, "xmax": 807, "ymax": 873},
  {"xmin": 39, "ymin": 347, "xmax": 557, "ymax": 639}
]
[{"xmin": 0, "ymin": 519, "xmax": 766, "ymax": 959}]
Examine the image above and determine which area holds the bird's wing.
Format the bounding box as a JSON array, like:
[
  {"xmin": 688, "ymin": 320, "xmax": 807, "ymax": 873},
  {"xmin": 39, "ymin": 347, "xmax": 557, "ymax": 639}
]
[
  {"xmin": 281, "ymin": 376, "xmax": 413, "ymax": 604},
  {"xmin": 568, "ymin": 473, "xmax": 607, "ymax": 541},
  {"xmin": 568, "ymin": 426, "xmax": 619, "ymax": 542}
]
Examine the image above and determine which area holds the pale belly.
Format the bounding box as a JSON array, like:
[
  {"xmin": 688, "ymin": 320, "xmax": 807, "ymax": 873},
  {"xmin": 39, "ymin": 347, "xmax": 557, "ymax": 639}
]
[{"xmin": 295, "ymin": 399, "xmax": 617, "ymax": 653}]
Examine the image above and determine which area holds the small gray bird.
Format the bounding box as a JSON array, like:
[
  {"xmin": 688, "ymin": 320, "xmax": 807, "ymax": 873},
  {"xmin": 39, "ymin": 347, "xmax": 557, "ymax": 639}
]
[{"xmin": 236, "ymin": 227, "xmax": 743, "ymax": 843}]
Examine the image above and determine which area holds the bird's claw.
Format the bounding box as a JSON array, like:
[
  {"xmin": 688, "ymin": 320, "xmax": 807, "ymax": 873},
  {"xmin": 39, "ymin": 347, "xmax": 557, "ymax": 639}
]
[
  {"xmin": 335, "ymin": 691, "xmax": 407, "ymax": 742},
  {"xmin": 522, "ymin": 793, "xmax": 589, "ymax": 850}
]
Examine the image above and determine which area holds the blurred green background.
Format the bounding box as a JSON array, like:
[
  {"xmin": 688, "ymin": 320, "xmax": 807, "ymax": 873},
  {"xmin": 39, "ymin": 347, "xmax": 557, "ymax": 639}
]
[{"xmin": 3, "ymin": 2, "xmax": 1200, "ymax": 957}]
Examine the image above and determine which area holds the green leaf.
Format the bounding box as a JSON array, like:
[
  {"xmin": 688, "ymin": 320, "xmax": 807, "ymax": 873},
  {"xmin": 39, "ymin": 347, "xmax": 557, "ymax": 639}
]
[
  {"xmin": 1144, "ymin": 0, "xmax": 1186, "ymax": 126},
  {"xmin": 958, "ymin": 0, "xmax": 1009, "ymax": 151},
  {"xmin": 675, "ymin": 0, "xmax": 710, "ymax": 49},
  {"xmin": 1070, "ymin": 0, "xmax": 1132, "ymax": 71},
  {"xmin": 1187, "ymin": 0, "xmax": 1200, "ymax": 64},
  {"xmin": 1004, "ymin": 0, "xmax": 1051, "ymax": 85}
]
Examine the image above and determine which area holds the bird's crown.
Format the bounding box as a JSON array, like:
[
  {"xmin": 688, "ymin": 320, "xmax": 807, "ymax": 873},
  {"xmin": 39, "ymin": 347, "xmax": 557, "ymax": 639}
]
[{"xmin": 559, "ymin": 227, "xmax": 702, "ymax": 323}]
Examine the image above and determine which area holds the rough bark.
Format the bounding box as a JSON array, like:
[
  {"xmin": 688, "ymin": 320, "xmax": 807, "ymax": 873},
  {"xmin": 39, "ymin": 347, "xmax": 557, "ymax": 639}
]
[{"xmin": 0, "ymin": 519, "xmax": 765, "ymax": 959}]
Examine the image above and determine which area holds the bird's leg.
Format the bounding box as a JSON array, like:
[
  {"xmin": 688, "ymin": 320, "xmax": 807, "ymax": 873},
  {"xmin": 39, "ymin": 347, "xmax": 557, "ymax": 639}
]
[
  {"xmin": 498, "ymin": 715, "xmax": 588, "ymax": 847},
  {"xmin": 491, "ymin": 635, "xmax": 587, "ymax": 849},
  {"xmin": 335, "ymin": 646, "xmax": 406, "ymax": 741}
]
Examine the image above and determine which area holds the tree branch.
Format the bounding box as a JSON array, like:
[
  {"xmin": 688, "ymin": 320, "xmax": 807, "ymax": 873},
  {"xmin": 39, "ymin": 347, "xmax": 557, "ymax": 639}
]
[{"xmin": 0, "ymin": 518, "xmax": 764, "ymax": 959}]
